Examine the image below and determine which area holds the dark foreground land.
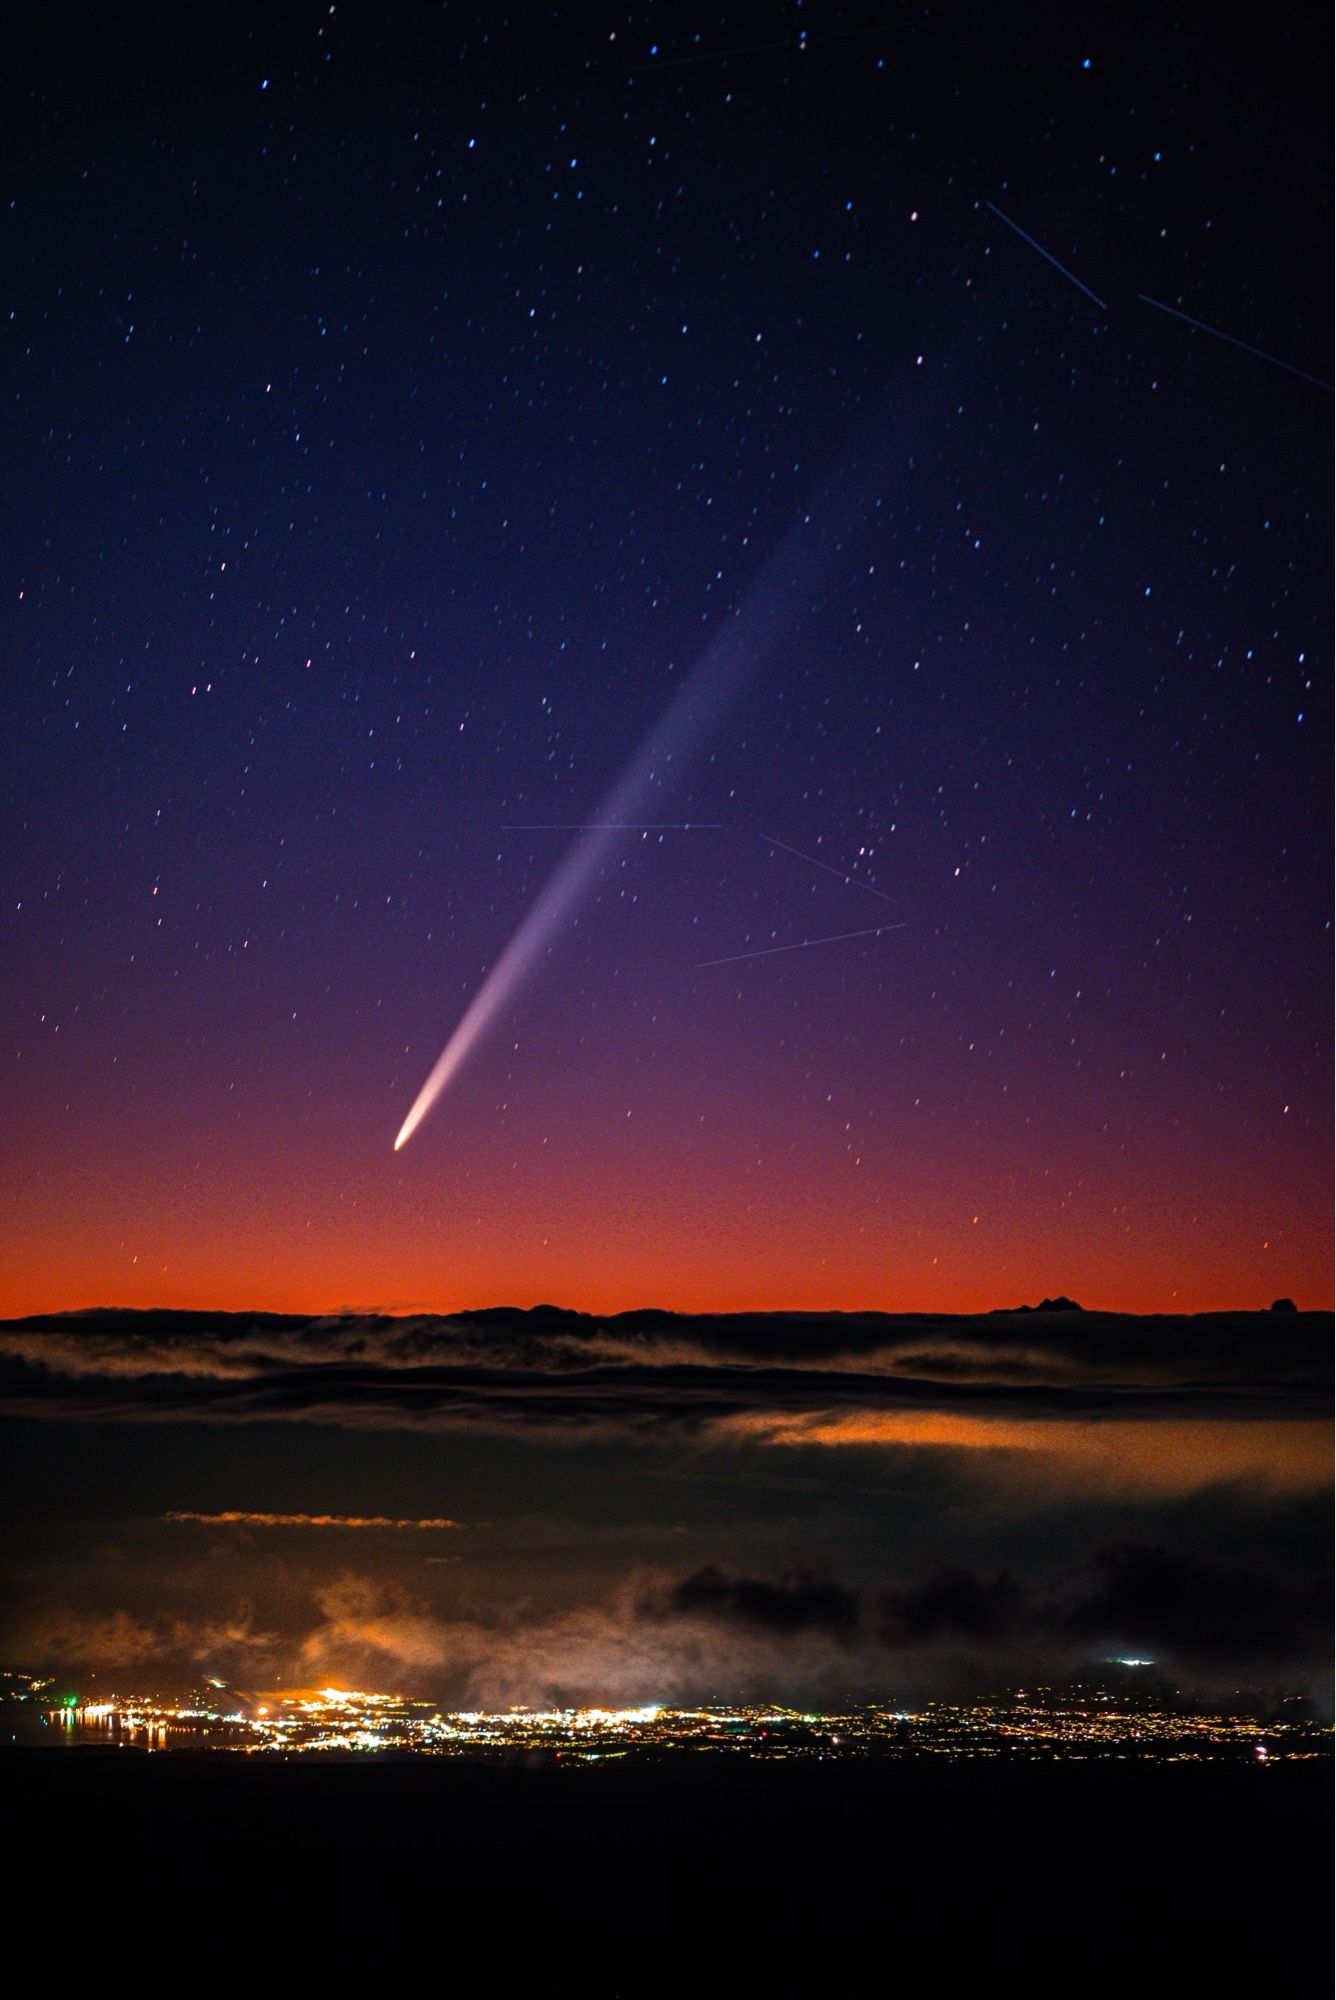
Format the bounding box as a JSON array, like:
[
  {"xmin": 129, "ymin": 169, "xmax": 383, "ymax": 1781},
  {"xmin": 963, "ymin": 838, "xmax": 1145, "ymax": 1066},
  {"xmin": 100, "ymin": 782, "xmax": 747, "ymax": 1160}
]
[{"xmin": 7, "ymin": 1749, "xmax": 1329, "ymax": 1994}]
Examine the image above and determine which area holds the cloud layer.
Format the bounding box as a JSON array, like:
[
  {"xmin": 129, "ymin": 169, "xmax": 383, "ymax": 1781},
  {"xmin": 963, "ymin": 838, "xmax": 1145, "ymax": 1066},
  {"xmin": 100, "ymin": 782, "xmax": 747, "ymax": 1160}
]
[
  {"xmin": 1, "ymin": 1305, "xmax": 1327, "ymax": 1452},
  {"xmin": 163, "ymin": 1511, "xmax": 461, "ymax": 1531},
  {"xmin": 654, "ymin": 1546, "xmax": 1331, "ymax": 1673},
  {"xmin": 5, "ymin": 1307, "xmax": 1326, "ymax": 1702},
  {"xmin": 16, "ymin": 1542, "xmax": 1329, "ymax": 1706}
]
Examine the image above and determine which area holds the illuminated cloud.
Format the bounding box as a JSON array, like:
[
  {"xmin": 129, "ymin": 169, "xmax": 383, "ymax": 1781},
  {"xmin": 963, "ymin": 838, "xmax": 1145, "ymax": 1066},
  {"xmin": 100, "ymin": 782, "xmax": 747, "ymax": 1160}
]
[
  {"xmin": 719, "ymin": 1410, "xmax": 1333, "ymax": 1493},
  {"xmin": 0, "ymin": 1307, "xmax": 1327, "ymax": 1498},
  {"xmin": 25, "ymin": 1544, "xmax": 1326, "ymax": 1703},
  {"xmin": 163, "ymin": 1511, "xmax": 462, "ymax": 1530},
  {"xmin": 11, "ymin": 1602, "xmax": 274, "ymax": 1673}
]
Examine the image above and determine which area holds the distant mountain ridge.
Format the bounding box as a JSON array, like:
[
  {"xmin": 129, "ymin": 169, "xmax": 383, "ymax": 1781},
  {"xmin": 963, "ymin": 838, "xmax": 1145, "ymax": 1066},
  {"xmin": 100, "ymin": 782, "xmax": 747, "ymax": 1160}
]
[{"xmin": 995, "ymin": 1296, "xmax": 1084, "ymax": 1314}]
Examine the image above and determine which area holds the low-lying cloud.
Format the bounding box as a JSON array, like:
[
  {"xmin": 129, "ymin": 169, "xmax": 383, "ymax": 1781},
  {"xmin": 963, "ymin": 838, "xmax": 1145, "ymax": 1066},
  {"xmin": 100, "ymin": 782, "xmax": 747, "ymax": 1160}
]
[
  {"xmin": 17, "ymin": 1541, "xmax": 1329, "ymax": 1707},
  {"xmin": 652, "ymin": 1545, "xmax": 1332, "ymax": 1679},
  {"xmin": 0, "ymin": 1308, "xmax": 1327, "ymax": 1476},
  {"xmin": 163, "ymin": 1511, "xmax": 461, "ymax": 1531}
]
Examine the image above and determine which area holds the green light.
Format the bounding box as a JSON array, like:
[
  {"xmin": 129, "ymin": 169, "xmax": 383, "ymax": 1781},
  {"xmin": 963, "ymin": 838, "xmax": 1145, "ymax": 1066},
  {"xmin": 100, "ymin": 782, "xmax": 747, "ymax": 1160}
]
[{"xmin": 64, "ymin": 1695, "xmax": 78, "ymax": 1709}]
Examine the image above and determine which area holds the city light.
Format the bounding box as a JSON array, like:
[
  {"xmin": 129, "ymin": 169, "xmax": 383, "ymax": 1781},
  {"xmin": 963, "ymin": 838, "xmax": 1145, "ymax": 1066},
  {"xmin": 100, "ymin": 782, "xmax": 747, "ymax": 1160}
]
[{"xmin": 6, "ymin": 1671, "xmax": 1325, "ymax": 1766}]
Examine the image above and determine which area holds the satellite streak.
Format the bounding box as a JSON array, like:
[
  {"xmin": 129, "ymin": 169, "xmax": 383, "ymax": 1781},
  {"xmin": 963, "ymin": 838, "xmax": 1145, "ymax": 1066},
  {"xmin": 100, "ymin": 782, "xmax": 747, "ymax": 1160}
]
[
  {"xmin": 986, "ymin": 202, "xmax": 1108, "ymax": 312},
  {"xmin": 698, "ymin": 923, "xmax": 905, "ymax": 969},
  {"xmin": 1137, "ymin": 294, "xmax": 1333, "ymax": 391},
  {"xmin": 760, "ymin": 832, "xmax": 899, "ymax": 904},
  {"xmin": 394, "ymin": 435, "xmax": 897, "ymax": 1150}
]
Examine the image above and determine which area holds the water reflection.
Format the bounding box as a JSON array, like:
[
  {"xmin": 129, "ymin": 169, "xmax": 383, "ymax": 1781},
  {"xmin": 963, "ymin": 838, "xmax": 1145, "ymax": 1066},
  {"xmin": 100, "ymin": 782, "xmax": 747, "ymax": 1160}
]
[{"xmin": 40, "ymin": 1705, "xmax": 251, "ymax": 1752}]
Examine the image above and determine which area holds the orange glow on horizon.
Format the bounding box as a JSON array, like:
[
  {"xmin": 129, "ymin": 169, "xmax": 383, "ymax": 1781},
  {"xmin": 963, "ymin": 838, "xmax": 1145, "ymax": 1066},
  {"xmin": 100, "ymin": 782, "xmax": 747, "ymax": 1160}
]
[
  {"xmin": 724, "ymin": 1410, "xmax": 1332, "ymax": 1491},
  {"xmin": 0, "ymin": 1214, "xmax": 1329, "ymax": 1322},
  {"xmin": 2, "ymin": 1069, "xmax": 1330, "ymax": 1321}
]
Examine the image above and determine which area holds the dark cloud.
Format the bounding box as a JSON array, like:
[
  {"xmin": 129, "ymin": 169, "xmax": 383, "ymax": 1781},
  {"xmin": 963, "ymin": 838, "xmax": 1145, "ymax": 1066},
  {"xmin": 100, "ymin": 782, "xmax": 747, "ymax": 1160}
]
[
  {"xmin": 660, "ymin": 1562, "xmax": 1025, "ymax": 1650},
  {"xmin": 4, "ymin": 1351, "xmax": 1321, "ymax": 1432},
  {"xmin": 0, "ymin": 1306, "xmax": 1327, "ymax": 1442},
  {"xmin": 1063, "ymin": 1543, "xmax": 1331, "ymax": 1665},
  {"xmin": 876, "ymin": 1567, "xmax": 1026, "ymax": 1647},
  {"xmin": 649, "ymin": 1548, "xmax": 1331, "ymax": 1680},
  {"xmin": 652, "ymin": 1561, "xmax": 1032, "ymax": 1651},
  {"xmin": 3, "ymin": 1302, "xmax": 1330, "ymax": 1379},
  {"xmin": 662, "ymin": 1565, "xmax": 861, "ymax": 1638}
]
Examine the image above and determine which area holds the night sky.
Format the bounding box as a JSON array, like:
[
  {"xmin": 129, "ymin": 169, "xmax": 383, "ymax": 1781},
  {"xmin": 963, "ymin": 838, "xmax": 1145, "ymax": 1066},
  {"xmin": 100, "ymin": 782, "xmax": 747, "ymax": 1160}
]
[{"xmin": 1, "ymin": 5, "xmax": 1330, "ymax": 1705}]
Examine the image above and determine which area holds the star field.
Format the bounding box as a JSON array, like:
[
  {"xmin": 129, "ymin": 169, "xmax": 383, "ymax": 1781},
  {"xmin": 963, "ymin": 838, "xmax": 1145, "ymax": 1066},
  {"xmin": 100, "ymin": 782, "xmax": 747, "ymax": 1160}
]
[{"xmin": 2, "ymin": 2, "xmax": 1329, "ymax": 1316}]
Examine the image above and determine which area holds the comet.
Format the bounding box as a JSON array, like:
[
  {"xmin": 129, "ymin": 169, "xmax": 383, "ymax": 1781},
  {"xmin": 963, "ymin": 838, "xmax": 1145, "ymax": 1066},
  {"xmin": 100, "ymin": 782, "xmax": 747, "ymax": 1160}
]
[{"xmin": 392, "ymin": 438, "xmax": 899, "ymax": 1151}]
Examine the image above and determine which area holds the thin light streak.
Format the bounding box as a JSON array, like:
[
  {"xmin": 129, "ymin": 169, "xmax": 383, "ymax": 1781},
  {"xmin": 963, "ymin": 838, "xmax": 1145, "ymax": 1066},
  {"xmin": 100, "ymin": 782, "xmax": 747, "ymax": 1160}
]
[
  {"xmin": 760, "ymin": 832, "xmax": 899, "ymax": 904},
  {"xmin": 986, "ymin": 202, "xmax": 1108, "ymax": 312},
  {"xmin": 1137, "ymin": 293, "xmax": 1333, "ymax": 391},
  {"xmin": 698, "ymin": 922, "xmax": 905, "ymax": 968}
]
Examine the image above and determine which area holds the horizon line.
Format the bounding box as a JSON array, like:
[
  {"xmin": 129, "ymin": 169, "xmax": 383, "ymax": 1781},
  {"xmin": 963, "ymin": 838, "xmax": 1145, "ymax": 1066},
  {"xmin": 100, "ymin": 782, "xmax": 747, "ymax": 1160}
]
[{"xmin": 2, "ymin": 1295, "xmax": 1322, "ymax": 1323}]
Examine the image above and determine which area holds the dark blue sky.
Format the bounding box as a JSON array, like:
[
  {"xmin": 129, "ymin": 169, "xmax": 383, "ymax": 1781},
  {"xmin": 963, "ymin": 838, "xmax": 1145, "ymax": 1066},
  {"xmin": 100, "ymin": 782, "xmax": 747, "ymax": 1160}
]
[
  {"xmin": 3, "ymin": 3, "xmax": 1329, "ymax": 1319},
  {"xmin": 0, "ymin": 0, "xmax": 1330, "ymax": 1710}
]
